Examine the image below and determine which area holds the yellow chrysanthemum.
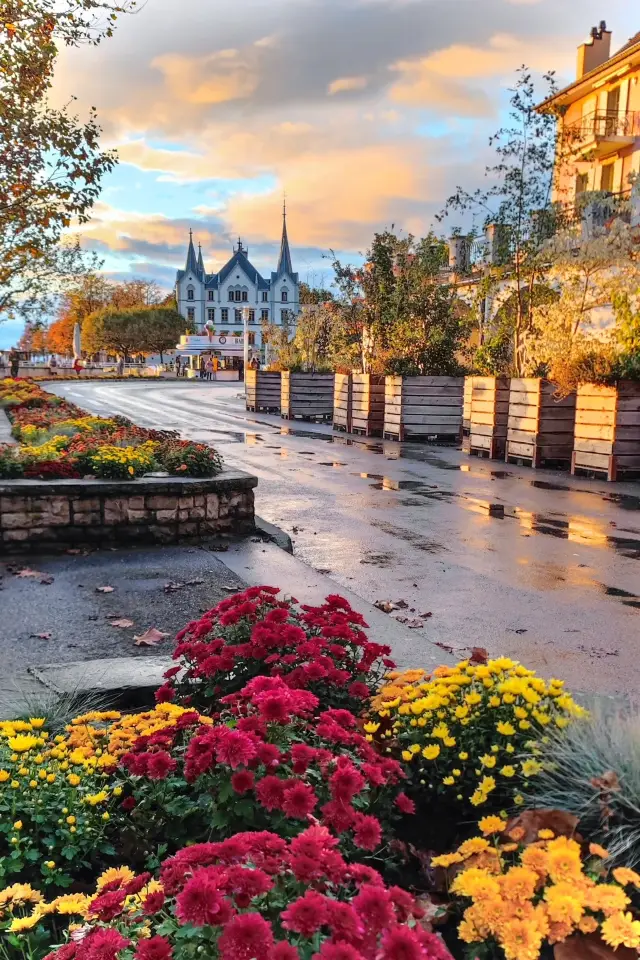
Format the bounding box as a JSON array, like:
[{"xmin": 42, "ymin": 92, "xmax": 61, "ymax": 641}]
[
  {"xmin": 7, "ymin": 735, "xmax": 39, "ymax": 753},
  {"xmin": 612, "ymin": 867, "xmax": 640, "ymax": 888},
  {"xmin": 588, "ymin": 843, "xmax": 610, "ymax": 860},
  {"xmin": 8, "ymin": 911, "xmax": 43, "ymax": 933},
  {"xmin": 478, "ymin": 816, "xmax": 507, "ymax": 836},
  {"xmin": 451, "ymin": 867, "xmax": 501, "ymax": 901},
  {"xmin": 422, "ymin": 744, "xmax": 440, "ymax": 761},
  {"xmin": 96, "ymin": 866, "xmax": 135, "ymax": 892},
  {"xmin": 500, "ymin": 866, "xmax": 538, "ymax": 903},
  {"xmin": 601, "ymin": 911, "xmax": 640, "ymax": 950}
]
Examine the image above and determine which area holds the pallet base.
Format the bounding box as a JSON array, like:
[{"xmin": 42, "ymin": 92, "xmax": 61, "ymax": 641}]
[
  {"xmin": 246, "ymin": 404, "xmax": 280, "ymax": 413},
  {"xmin": 352, "ymin": 426, "xmax": 382, "ymax": 438},
  {"xmin": 333, "ymin": 422, "xmax": 349, "ymax": 433},
  {"xmin": 571, "ymin": 451, "xmax": 640, "ymax": 482},
  {"xmin": 383, "ymin": 430, "xmax": 461, "ymax": 444},
  {"xmin": 282, "ymin": 413, "xmax": 332, "ymax": 422},
  {"xmin": 506, "ymin": 449, "xmax": 571, "ymax": 470},
  {"xmin": 470, "ymin": 437, "xmax": 506, "ymax": 460}
]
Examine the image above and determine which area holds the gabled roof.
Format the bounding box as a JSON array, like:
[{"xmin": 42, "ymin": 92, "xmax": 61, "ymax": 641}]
[{"xmin": 218, "ymin": 248, "xmax": 269, "ymax": 289}]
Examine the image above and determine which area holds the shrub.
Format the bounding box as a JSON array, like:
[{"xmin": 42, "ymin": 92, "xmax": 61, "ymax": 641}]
[
  {"xmin": 162, "ymin": 587, "xmax": 394, "ymax": 715},
  {"xmin": 370, "ymin": 661, "xmax": 585, "ymax": 824},
  {"xmin": 522, "ymin": 702, "xmax": 640, "ymax": 868},
  {"xmin": 117, "ymin": 676, "xmax": 408, "ymax": 865},
  {"xmin": 157, "ymin": 439, "xmax": 223, "ymax": 477},
  {"xmin": 0, "ymin": 447, "xmax": 24, "ymax": 479},
  {"xmin": 436, "ymin": 815, "xmax": 640, "ymax": 958},
  {"xmin": 0, "ymin": 719, "xmax": 119, "ymax": 891},
  {"xmin": 39, "ymin": 828, "xmax": 453, "ymax": 960}
]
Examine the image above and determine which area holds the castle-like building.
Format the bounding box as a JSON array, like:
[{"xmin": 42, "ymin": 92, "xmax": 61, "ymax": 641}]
[{"xmin": 175, "ymin": 208, "xmax": 299, "ymax": 365}]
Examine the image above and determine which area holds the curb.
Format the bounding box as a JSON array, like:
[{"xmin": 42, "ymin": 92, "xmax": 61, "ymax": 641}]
[{"xmin": 254, "ymin": 515, "xmax": 293, "ymax": 553}]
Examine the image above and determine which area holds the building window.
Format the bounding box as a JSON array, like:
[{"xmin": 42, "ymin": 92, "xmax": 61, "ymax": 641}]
[
  {"xmin": 235, "ymin": 309, "xmax": 242, "ymax": 322},
  {"xmin": 242, "ymin": 290, "xmax": 248, "ymax": 302},
  {"xmin": 234, "ymin": 290, "xmax": 241, "ymax": 302},
  {"xmin": 221, "ymin": 308, "xmax": 228, "ymax": 322},
  {"xmin": 207, "ymin": 309, "xmax": 215, "ymax": 322},
  {"xmin": 262, "ymin": 291, "xmax": 268, "ymax": 302},
  {"xmin": 187, "ymin": 287, "xmax": 194, "ymax": 301},
  {"xmin": 261, "ymin": 309, "xmax": 269, "ymax": 322},
  {"xmin": 248, "ymin": 332, "xmax": 256, "ymax": 346},
  {"xmin": 575, "ymin": 172, "xmax": 589, "ymax": 197},
  {"xmin": 281, "ymin": 289, "xmax": 288, "ymax": 303},
  {"xmin": 248, "ymin": 309, "xmax": 255, "ymax": 323},
  {"xmin": 228, "ymin": 290, "xmax": 234, "ymax": 302},
  {"xmin": 207, "ymin": 290, "xmax": 214, "ymax": 301},
  {"xmin": 281, "ymin": 309, "xmax": 290, "ymax": 323},
  {"xmin": 187, "ymin": 308, "xmax": 195, "ymax": 322},
  {"xmin": 600, "ymin": 162, "xmax": 615, "ymax": 193}
]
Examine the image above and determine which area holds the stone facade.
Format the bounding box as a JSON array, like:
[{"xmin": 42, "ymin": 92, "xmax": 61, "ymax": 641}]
[{"xmin": 0, "ymin": 470, "xmax": 256, "ymax": 553}]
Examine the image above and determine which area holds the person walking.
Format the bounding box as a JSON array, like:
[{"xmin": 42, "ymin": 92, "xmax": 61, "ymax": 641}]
[
  {"xmin": 175, "ymin": 356, "xmax": 181, "ymax": 377},
  {"xmin": 72, "ymin": 357, "xmax": 83, "ymax": 377},
  {"xmin": 49, "ymin": 356, "xmax": 58, "ymax": 376},
  {"xmin": 212, "ymin": 355, "xmax": 219, "ymax": 379},
  {"xmin": 199, "ymin": 357, "xmax": 205, "ymax": 380},
  {"xmin": 8, "ymin": 349, "xmax": 19, "ymax": 378},
  {"xmin": 205, "ymin": 357, "xmax": 213, "ymax": 381}
]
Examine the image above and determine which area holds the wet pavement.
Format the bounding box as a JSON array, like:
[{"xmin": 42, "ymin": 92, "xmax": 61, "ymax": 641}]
[{"xmin": 46, "ymin": 380, "xmax": 640, "ymax": 696}]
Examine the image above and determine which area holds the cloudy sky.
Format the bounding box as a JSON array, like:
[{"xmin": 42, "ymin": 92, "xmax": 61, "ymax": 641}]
[{"xmin": 1, "ymin": 0, "xmax": 637, "ymax": 347}]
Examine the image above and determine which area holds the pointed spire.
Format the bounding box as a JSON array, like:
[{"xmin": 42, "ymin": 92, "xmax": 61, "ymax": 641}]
[
  {"xmin": 277, "ymin": 196, "xmax": 293, "ymax": 276},
  {"xmin": 185, "ymin": 229, "xmax": 198, "ymax": 274},
  {"xmin": 197, "ymin": 242, "xmax": 205, "ymax": 275}
]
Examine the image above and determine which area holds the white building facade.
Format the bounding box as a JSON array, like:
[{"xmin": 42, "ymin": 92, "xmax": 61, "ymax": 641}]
[{"xmin": 175, "ymin": 209, "xmax": 299, "ymax": 365}]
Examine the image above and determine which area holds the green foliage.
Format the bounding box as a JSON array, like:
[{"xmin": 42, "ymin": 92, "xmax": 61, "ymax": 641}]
[
  {"xmin": 82, "ymin": 305, "xmax": 185, "ymax": 359},
  {"xmin": 0, "ymin": 448, "xmax": 24, "ymax": 479},
  {"xmin": 523, "ymin": 701, "xmax": 640, "ymax": 867}
]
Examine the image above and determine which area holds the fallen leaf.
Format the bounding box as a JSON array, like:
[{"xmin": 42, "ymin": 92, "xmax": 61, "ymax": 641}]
[
  {"xmin": 16, "ymin": 568, "xmax": 51, "ymax": 581},
  {"xmin": 394, "ymin": 599, "xmax": 409, "ymax": 609},
  {"xmin": 419, "ymin": 611, "xmax": 433, "ymax": 619},
  {"xmin": 554, "ymin": 933, "xmax": 636, "ymax": 960},
  {"xmin": 374, "ymin": 600, "xmax": 397, "ymax": 614},
  {"xmin": 134, "ymin": 627, "xmax": 170, "ymax": 647},
  {"xmin": 434, "ymin": 641, "xmax": 455, "ymax": 655},
  {"xmin": 163, "ymin": 581, "xmax": 184, "ymax": 593},
  {"xmin": 469, "ymin": 646, "xmax": 488, "ymax": 665},
  {"xmin": 96, "ymin": 586, "xmax": 115, "ymax": 593},
  {"xmin": 504, "ymin": 809, "xmax": 580, "ymax": 846},
  {"xmin": 406, "ymin": 619, "xmax": 424, "ymax": 629},
  {"xmin": 30, "ymin": 632, "xmax": 51, "ymax": 640},
  {"xmin": 394, "ymin": 615, "xmax": 409, "ymax": 624},
  {"xmin": 110, "ymin": 618, "xmax": 134, "ymax": 629},
  {"xmin": 185, "ymin": 578, "xmax": 205, "ymax": 586}
]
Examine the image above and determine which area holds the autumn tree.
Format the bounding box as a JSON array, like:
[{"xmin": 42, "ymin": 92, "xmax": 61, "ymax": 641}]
[
  {"xmin": 82, "ymin": 306, "xmax": 143, "ymax": 359},
  {"xmin": 0, "ymin": 0, "xmax": 134, "ymax": 319},
  {"xmin": 109, "ymin": 278, "xmax": 164, "ymax": 309},
  {"xmin": 47, "ymin": 270, "xmax": 111, "ymax": 354},
  {"xmin": 439, "ymin": 69, "xmax": 566, "ymax": 375},
  {"xmin": 135, "ymin": 306, "xmax": 185, "ymax": 361}
]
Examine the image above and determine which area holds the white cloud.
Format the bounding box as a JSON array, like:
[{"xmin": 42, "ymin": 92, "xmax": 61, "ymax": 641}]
[{"xmin": 328, "ymin": 75, "xmax": 368, "ymax": 95}]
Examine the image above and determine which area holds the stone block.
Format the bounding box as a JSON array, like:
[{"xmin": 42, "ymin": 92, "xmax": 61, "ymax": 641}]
[
  {"xmin": 146, "ymin": 495, "xmax": 177, "ymax": 510},
  {"xmin": 205, "ymin": 493, "xmax": 220, "ymax": 519},
  {"xmin": 35, "ymin": 497, "xmax": 71, "ymax": 526},
  {"xmin": 178, "ymin": 495, "xmax": 194, "ymax": 509},
  {"xmin": 199, "ymin": 520, "xmax": 222, "ymax": 535},
  {"xmin": 188, "ymin": 507, "xmax": 206, "ymax": 520},
  {"xmin": 0, "ymin": 496, "xmax": 29, "ymax": 515},
  {"xmin": 3, "ymin": 529, "xmax": 30, "ymax": 542},
  {"xmin": 29, "ymin": 526, "xmax": 57, "ymax": 541},
  {"xmin": 155, "ymin": 507, "xmax": 178, "ymax": 522},
  {"xmin": 126, "ymin": 496, "xmax": 146, "ymax": 511},
  {"xmin": 126, "ymin": 508, "xmax": 149, "ymax": 523},
  {"xmin": 73, "ymin": 511, "xmax": 101, "ymax": 526},
  {"xmin": 219, "ymin": 493, "xmax": 244, "ymax": 518},
  {"xmin": 73, "ymin": 497, "xmax": 100, "ymax": 513},
  {"xmin": 2, "ymin": 512, "xmax": 33, "ymax": 530},
  {"xmin": 104, "ymin": 498, "xmax": 128, "ymax": 525},
  {"xmin": 193, "ymin": 495, "xmax": 205, "ymax": 507}
]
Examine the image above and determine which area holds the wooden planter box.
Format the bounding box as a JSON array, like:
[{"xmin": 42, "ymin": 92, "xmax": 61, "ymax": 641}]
[
  {"xmin": 468, "ymin": 376, "xmax": 511, "ymax": 460},
  {"xmin": 281, "ymin": 372, "xmax": 335, "ymax": 421},
  {"xmin": 462, "ymin": 376, "xmax": 474, "ymax": 451},
  {"xmin": 245, "ymin": 370, "xmax": 281, "ymax": 413},
  {"xmin": 571, "ymin": 381, "xmax": 640, "ymax": 481},
  {"xmin": 333, "ymin": 374, "xmax": 352, "ymax": 433},
  {"xmin": 352, "ymin": 374, "xmax": 385, "ymax": 437},
  {"xmin": 383, "ymin": 376, "xmax": 463, "ymax": 443},
  {"xmin": 505, "ymin": 378, "xmax": 576, "ymax": 468}
]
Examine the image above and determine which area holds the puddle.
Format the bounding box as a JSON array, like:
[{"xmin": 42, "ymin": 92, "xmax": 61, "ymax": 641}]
[
  {"xmin": 317, "ymin": 462, "xmax": 347, "ymax": 467},
  {"xmin": 530, "ymin": 480, "xmax": 570, "ymax": 491},
  {"xmin": 515, "ymin": 511, "xmax": 640, "ymax": 558}
]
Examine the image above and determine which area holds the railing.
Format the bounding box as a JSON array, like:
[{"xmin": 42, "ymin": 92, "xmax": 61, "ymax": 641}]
[{"xmin": 563, "ymin": 110, "xmax": 640, "ymax": 143}]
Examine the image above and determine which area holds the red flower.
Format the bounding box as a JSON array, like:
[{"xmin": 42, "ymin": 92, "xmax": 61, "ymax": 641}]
[
  {"xmin": 320, "ymin": 801, "xmax": 355, "ymax": 834},
  {"xmin": 255, "ymin": 776, "xmax": 285, "ymax": 811},
  {"xmin": 330, "ymin": 764, "xmax": 365, "ymax": 803},
  {"xmin": 282, "ymin": 782, "xmax": 317, "ymax": 820},
  {"xmin": 218, "ymin": 913, "xmax": 274, "ymax": 960},
  {"xmin": 88, "ymin": 891, "xmax": 126, "ymax": 921},
  {"xmin": 353, "ymin": 814, "xmax": 382, "ymax": 852},
  {"xmin": 394, "ymin": 793, "xmax": 415, "ymax": 815},
  {"xmin": 124, "ymin": 873, "xmax": 152, "ymax": 896},
  {"xmin": 348, "ymin": 681, "xmax": 370, "ymax": 699},
  {"xmin": 121, "ymin": 796, "xmax": 136, "ymax": 812},
  {"xmin": 175, "ymin": 872, "xmax": 233, "ymax": 927},
  {"xmin": 142, "ymin": 890, "xmax": 165, "ymax": 915},
  {"xmin": 147, "ymin": 751, "xmax": 177, "ymax": 781},
  {"xmin": 380, "ymin": 927, "xmax": 424, "ymax": 960},
  {"xmin": 282, "ymin": 891, "xmax": 329, "ymax": 936},
  {"xmin": 352, "ymin": 886, "xmax": 395, "ymax": 932},
  {"xmin": 155, "ymin": 684, "xmax": 175, "ymax": 704},
  {"xmin": 76, "ymin": 928, "xmax": 130, "ymax": 960},
  {"xmin": 134, "ymin": 936, "xmax": 173, "ymax": 960},
  {"xmin": 313, "ymin": 942, "xmax": 364, "ymax": 960},
  {"xmin": 215, "ymin": 730, "xmax": 257, "ymax": 769},
  {"xmin": 231, "ymin": 770, "xmax": 254, "ymax": 794},
  {"xmin": 271, "ymin": 944, "xmax": 299, "ymax": 960},
  {"xmin": 325, "ymin": 901, "xmax": 363, "ymax": 942}
]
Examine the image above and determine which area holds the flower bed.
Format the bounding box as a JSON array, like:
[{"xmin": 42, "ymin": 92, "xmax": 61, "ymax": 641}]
[
  {"xmin": 1, "ymin": 588, "xmax": 638, "ymax": 960},
  {"xmin": 0, "ymin": 380, "xmax": 222, "ymax": 480}
]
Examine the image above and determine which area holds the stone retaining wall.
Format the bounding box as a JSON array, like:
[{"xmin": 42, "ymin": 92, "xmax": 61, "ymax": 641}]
[{"xmin": 0, "ymin": 470, "xmax": 257, "ymax": 552}]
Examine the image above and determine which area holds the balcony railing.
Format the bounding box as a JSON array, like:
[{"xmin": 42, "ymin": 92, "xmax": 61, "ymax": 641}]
[{"xmin": 563, "ymin": 110, "xmax": 640, "ymax": 145}]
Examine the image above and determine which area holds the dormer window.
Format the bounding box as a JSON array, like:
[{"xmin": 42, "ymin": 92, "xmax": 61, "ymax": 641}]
[
  {"xmin": 228, "ymin": 290, "xmax": 234, "ymax": 302},
  {"xmin": 262, "ymin": 291, "xmax": 268, "ymax": 302},
  {"xmin": 208, "ymin": 290, "xmax": 214, "ymax": 301},
  {"xmin": 281, "ymin": 289, "xmax": 288, "ymax": 303},
  {"xmin": 187, "ymin": 286, "xmax": 194, "ymax": 301}
]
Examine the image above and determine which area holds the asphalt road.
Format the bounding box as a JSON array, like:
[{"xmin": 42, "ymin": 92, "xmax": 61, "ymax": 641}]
[{"xmin": 47, "ymin": 379, "xmax": 640, "ymax": 696}]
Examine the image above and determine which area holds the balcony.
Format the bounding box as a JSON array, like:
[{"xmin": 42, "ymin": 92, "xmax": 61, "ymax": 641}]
[{"xmin": 563, "ymin": 110, "xmax": 640, "ymax": 159}]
